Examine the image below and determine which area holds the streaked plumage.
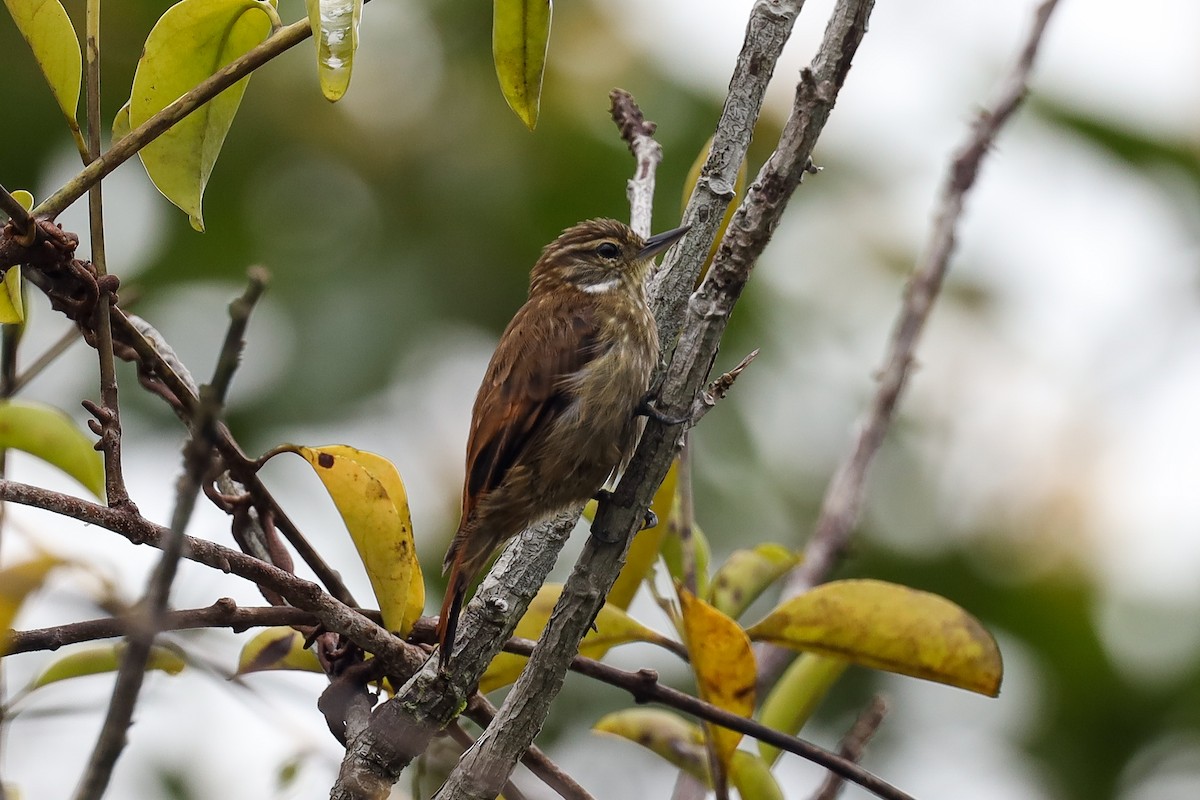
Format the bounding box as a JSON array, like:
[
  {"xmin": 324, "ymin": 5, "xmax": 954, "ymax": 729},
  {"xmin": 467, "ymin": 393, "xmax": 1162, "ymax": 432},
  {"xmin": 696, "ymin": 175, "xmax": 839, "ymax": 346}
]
[{"xmin": 437, "ymin": 218, "xmax": 689, "ymax": 668}]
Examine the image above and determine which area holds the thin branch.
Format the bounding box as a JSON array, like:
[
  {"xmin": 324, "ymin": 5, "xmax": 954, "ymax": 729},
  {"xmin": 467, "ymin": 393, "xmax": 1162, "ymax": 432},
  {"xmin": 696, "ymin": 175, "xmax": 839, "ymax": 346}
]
[
  {"xmin": 0, "ymin": 184, "xmax": 34, "ymax": 244},
  {"xmin": 771, "ymin": 0, "xmax": 1063, "ymax": 654},
  {"xmin": 3, "ymin": 601, "xmax": 316, "ymax": 656},
  {"xmin": 610, "ymin": 88, "xmax": 661, "ymax": 237},
  {"xmin": 810, "ymin": 695, "xmax": 889, "ymax": 800},
  {"xmin": 0, "ymin": 480, "xmax": 421, "ymax": 679},
  {"xmin": 6, "ymin": 325, "xmax": 82, "ymax": 395}
]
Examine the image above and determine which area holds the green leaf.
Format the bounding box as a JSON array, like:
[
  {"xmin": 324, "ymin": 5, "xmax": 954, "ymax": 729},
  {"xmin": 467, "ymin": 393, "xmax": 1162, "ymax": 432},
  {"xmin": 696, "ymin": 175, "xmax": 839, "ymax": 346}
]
[
  {"xmin": 757, "ymin": 653, "xmax": 847, "ymax": 765},
  {"xmin": 305, "ymin": 0, "xmax": 363, "ymax": 102},
  {"xmin": 0, "ymin": 266, "xmax": 24, "ymax": 325},
  {"xmin": 661, "ymin": 504, "xmax": 711, "ymax": 598},
  {"xmin": 492, "ymin": 0, "xmax": 551, "ymax": 130},
  {"xmin": 3, "ymin": 0, "xmax": 83, "ymax": 149},
  {"xmin": 29, "ymin": 644, "xmax": 185, "ymax": 690},
  {"xmin": 708, "ymin": 543, "xmax": 801, "ymax": 621},
  {"xmin": 111, "ymin": 100, "xmax": 132, "ymax": 145},
  {"xmin": 0, "ymin": 400, "xmax": 104, "ymax": 498},
  {"xmin": 729, "ymin": 751, "xmax": 785, "ymax": 800},
  {"xmin": 746, "ymin": 579, "xmax": 1003, "ymax": 696},
  {"xmin": 129, "ymin": 0, "xmax": 276, "ymax": 231},
  {"xmin": 285, "ymin": 444, "xmax": 424, "ymax": 635}
]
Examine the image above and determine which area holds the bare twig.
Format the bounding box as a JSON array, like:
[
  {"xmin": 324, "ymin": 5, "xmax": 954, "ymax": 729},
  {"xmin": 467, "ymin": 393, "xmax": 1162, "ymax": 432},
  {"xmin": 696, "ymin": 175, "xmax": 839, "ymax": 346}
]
[
  {"xmin": 610, "ymin": 89, "xmax": 662, "ymax": 237},
  {"xmin": 6, "ymin": 325, "xmax": 83, "ymax": 396},
  {"xmin": 810, "ymin": 695, "xmax": 889, "ymax": 800},
  {"xmin": 768, "ymin": 0, "xmax": 1063, "ymax": 679}
]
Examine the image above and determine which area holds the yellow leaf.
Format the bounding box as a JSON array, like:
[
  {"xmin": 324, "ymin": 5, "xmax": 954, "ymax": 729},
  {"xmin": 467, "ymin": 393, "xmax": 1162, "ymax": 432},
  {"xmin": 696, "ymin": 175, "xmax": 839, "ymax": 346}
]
[
  {"xmin": 492, "ymin": 0, "xmax": 551, "ymax": 130},
  {"xmin": 0, "ymin": 400, "xmax": 104, "ymax": 498},
  {"xmin": 111, "ymin": 100, "xmax": 132, "ymax": 145},
  {"xmin": 29, "ymin": 643, "xmax": 185, "ymax": 690},
  {"xmin": 288, "ymin": 445, "xmax": 423, "ymax": 635},
  {"xmin": 681, "ymin": 136, "xmax": 747, "ymax": 284},
  {"xmin": 594, "ymin": 708, "xmax": 710, "ymax": 785},
  {"xmin": 729, "ymin": 750, "xmax": 785, "ymax": 800},
  {"xmin": 305, "ymin": 0, "xmax": 362, "ymax": 102},
  {"xmin": 746, "ymin": 579, "xmax": 1003, "ymax": 696},
  {"xmin": 3, "ymin": 0, "xmax": 83, "ymax": 149},
  {"xmin": 237, "ymin": 626, "xmax": 322, "ymax": 674},
  {"xmin": 0, "ymin": 555, "xmax": 62, "ymax": 652},
  {"xmin": 129, "ymin": 0, "xmax": 276, "ymax": 231},
  {"xmin": 607, "ymin": 459, "xmax": 679, "ymax": 610},
  {"xmin": 0, "ymin": 266, "xmax": 24, "ymax": 325},
  {"xmin": 708, "ymin": 543, "xmax": 801, "ymax": 621},
  {"xmin": 479, "ymin": 582, "xmax": 676, "ymax": 693},
  {"xmin": 757, "ymin": 653, "xmax": 847, "ymax": 765},
  {"xmin": 678, "ymin": 586, "xmax": 755, "ymax": 775}
]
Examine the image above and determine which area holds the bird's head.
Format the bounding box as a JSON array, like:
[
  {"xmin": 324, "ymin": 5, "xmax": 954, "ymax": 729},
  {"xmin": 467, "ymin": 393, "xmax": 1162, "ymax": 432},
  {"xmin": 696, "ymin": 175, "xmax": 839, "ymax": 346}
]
[{"xmin": 529, "ymin": 218, "xmax": 690, "ymax": 297}]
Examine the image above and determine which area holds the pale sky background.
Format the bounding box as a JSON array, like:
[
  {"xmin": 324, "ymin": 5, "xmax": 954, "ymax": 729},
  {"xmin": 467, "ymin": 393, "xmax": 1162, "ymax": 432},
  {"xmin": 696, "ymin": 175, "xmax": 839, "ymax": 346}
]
[{"xmin": 5, "ymin": 0, "xmax": 1200, "ymax": 798}]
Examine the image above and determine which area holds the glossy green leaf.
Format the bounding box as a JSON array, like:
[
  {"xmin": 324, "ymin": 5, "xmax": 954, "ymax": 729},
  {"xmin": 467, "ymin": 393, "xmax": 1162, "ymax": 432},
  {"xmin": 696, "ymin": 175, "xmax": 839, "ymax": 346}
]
[
  {"xmin": 0, "ymin": 555, "xmax": 63, "ymax": 652},
  {"xmin": 285, "ymin": 444, "xmax": 424, "ymax": 635},
  {"xmin": 29, "ymin": 643, "xmax": 185, "ymax": 690},
  {"xmin": 492, "ymin": 0, "xmax": 551, "ymax": 130},
  {"xmin": 746, "ymin": 579, "xmax": 1003, "ymax": 696},
  {"xmin": 757, "ymin": 653, "xmax": 847, "ymax": 764},
  {"xmin": 237, "ymin": 626, "xmax": 322, "ymax": 674},
  {"xmin": 3, "ymin": 0, "xmax": 83, "ymax": 148},
  {"xmin": 129, "ymin": 0, "xmax": 276, "ymax": 231},
  {"xmin": 708, "ymin": 543, "xmax": 801, "ymax": 621},
  {"xmin": 0, "ymin": 400, "xmax": 104, "ymax": 498},
  {"xmin": 305, "ymin": 0, "xmax": 362, "ymax": 101},
  {"xmin": 594, "ymin": 708, "xmax": 710, "ymax": 785}
]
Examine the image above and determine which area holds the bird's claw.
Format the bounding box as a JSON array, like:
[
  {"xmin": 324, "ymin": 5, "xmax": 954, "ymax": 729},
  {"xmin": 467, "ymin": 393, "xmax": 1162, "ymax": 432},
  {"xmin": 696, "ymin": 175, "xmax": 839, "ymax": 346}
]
[{"xmin": 636, "ymin": 394, "xmax": 690, "ymax": 426}]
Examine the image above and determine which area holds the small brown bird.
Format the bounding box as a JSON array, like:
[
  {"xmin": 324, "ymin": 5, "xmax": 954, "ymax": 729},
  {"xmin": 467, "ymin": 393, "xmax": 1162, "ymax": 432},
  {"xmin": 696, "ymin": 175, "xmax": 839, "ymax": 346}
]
[{"xmin": 437, "ymin": 218, "xmax": 690, "ymax": 668}]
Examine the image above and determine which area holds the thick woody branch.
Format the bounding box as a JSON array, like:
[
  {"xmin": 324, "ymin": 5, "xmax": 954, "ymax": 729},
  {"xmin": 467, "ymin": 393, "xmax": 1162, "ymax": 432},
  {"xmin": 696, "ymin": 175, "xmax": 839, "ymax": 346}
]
[
  {"xmin": 428, "ymin": 3, "xmax": 875, "ymax": 799},
  {"xmin": 770, "ymin": 0, "xmax": 1063, "ymax": 659}
]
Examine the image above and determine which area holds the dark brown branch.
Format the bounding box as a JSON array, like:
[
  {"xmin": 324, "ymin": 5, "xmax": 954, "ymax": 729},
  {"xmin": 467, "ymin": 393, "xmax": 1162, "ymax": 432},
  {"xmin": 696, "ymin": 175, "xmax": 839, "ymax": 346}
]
[
  {"xmin": 497, "ymin": 638, "xmax": 914, "ymax": 800},
  {"xmin": 774, "ymin": 0, "xmax": 1063, "ymax": 629},
  {"xmin": 0, "ymin": 184, "xmax": 34, "ymax": 244}
]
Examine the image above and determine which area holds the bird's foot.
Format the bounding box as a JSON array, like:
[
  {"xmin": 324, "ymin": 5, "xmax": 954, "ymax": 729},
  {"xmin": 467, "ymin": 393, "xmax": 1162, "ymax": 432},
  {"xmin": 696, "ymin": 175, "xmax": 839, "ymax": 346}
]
[{"xmin": 635, "ymin": 393, "xmax": 690, "ymax": 426}]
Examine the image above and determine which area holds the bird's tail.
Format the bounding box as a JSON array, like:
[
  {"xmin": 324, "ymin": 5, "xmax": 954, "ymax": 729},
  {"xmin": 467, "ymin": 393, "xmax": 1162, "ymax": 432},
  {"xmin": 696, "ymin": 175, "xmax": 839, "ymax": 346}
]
[{"xmin": 437, "ymin": 560, "xmax": 468, "ymax": 670}]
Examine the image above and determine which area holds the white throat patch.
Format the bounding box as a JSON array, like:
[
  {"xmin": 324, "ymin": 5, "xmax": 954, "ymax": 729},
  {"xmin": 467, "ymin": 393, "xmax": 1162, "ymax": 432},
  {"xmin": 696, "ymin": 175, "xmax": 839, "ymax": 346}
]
[{"xmin": 580, "ymin": 277, "xmax": 620, "ymax": 294}]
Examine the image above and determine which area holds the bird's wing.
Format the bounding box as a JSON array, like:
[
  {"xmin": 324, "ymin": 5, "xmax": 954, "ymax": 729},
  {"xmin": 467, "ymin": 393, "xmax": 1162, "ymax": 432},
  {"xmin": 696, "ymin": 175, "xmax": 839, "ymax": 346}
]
[{"xmin": 461, "ymin": 293, "xmax": 604, "ymax": 522}]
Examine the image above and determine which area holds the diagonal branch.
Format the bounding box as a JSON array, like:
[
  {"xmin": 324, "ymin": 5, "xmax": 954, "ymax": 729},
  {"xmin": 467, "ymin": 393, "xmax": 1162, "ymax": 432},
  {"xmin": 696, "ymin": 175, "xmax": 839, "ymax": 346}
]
[{"xmin": 765, "ymin": 0, "xmax": 1064, "ymax": 683}]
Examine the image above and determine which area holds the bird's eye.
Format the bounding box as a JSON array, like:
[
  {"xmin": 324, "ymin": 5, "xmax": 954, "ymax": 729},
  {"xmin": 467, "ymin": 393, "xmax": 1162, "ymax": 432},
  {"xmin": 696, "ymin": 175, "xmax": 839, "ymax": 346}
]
[{"xmin": 595, "ymin": 242, "xmax": 620, "ymax": 260}]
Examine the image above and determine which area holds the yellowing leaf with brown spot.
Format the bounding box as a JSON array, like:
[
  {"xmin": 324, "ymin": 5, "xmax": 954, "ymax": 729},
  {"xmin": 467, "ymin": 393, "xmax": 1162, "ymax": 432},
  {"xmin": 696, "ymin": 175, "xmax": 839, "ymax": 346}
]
[
  {"xmin": 708, "ymin": 542, "xmax": 800, "ymax": 621},
  {"xmin": 237, "ymin": 626, "xmax": 322, "ymax": 674},
  {"xmin": 480, "ymin": 582, "xmax": 677, "ymax": 693},
  {"xmin": 607, "ymin": 459, "xmax": 679, "ymax": 609},
  {"xmin": 492, "ymin": 0, "xmax": 551, "ymax": 130},
  {"xmin": 289, "ymin": 445, "xmax": 423, "ymax": 635},
  {"xmin": 594, "ymin": 708, "xmax": 710, "ymax": 784},
  {"xmin": 29, "ymin": 643, "xmax": 185, "ymax": 690},
  {"xmin": 0, "ymin": 555, "xmax": 62, "ymax": 652},
  {"xmin": 746, "ymin": 579, "xmax": 1003, "ymax": 696},
  {"xmin": 678, "ymin": 586, "xmax": 755, "ymax": 775}
]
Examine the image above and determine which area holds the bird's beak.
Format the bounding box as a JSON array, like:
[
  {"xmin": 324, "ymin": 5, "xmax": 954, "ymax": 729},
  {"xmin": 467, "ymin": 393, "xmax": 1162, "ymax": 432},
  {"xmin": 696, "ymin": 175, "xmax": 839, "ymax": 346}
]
[{"xmin": 638, "ymin": 224, "xmax": 691, "ymax": 260}]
